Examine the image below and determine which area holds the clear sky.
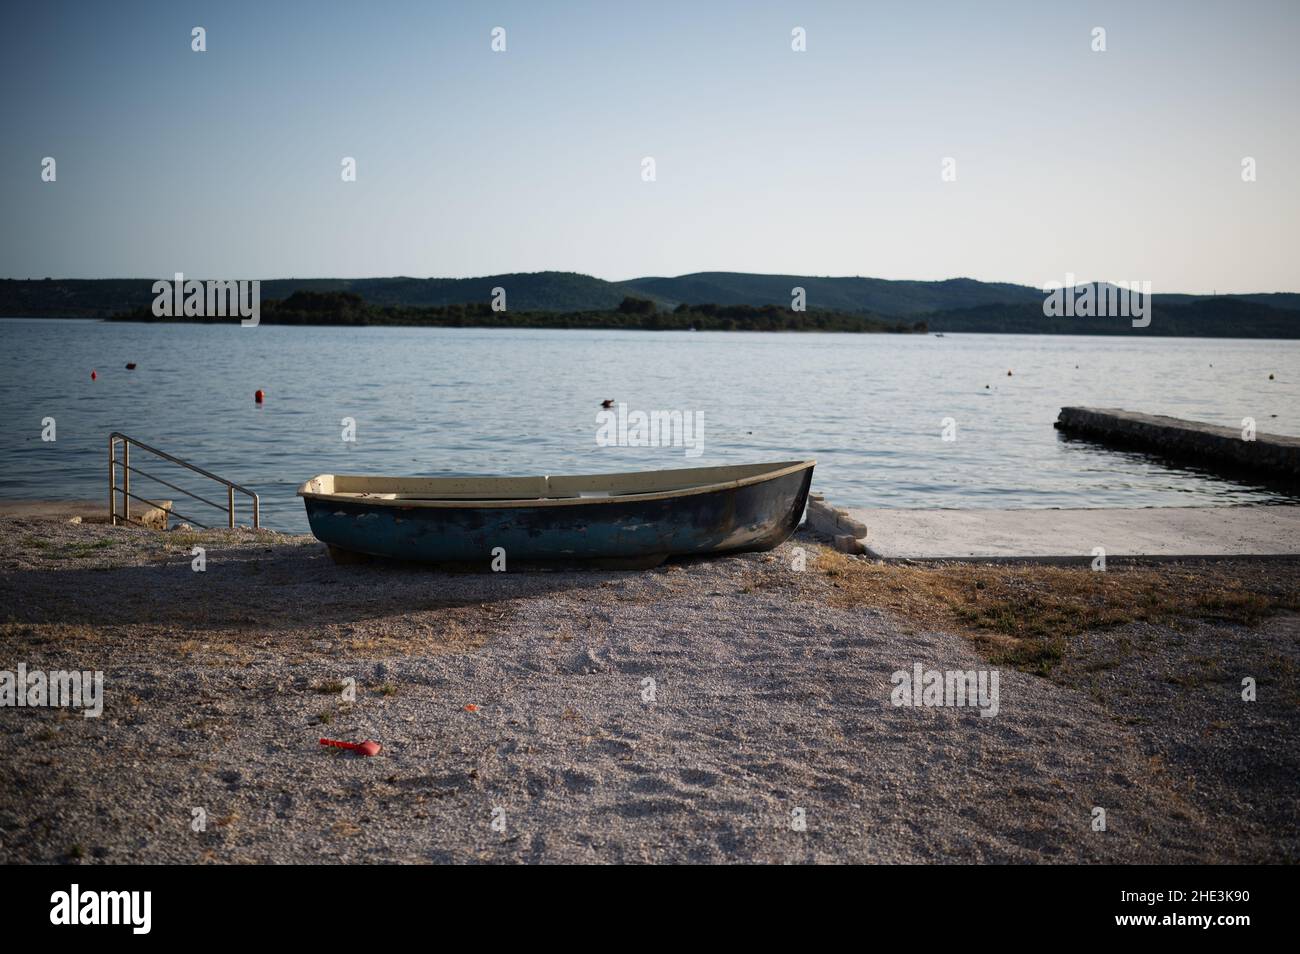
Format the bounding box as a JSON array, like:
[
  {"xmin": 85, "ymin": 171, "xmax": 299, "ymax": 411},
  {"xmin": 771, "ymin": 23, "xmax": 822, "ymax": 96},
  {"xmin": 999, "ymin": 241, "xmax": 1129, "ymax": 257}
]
[{"xmin": 2, "ymin": 0, "xmax": 1297, "ymax": 292}]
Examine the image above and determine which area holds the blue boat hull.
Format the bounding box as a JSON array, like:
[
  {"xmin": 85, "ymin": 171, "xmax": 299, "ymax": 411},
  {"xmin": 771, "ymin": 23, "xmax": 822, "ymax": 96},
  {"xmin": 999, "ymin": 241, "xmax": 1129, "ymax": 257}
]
[{"xmin": 303, "ymin": 465, "xmax": 813, "ymax": 566}]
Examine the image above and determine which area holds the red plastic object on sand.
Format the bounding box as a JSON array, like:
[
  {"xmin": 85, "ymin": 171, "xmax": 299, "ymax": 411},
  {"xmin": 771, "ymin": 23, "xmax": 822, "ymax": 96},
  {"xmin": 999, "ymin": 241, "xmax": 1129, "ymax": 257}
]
[{"xmin": 319, "ymin": 737, "xmax": 382, "ymax": 757}]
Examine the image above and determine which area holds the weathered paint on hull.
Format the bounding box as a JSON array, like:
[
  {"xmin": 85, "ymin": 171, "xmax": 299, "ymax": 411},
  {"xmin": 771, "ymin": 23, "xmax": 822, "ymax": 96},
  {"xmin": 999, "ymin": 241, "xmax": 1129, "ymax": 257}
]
[{"xmin": 304, "ymin": 466, "xmax": 813, "ymax": 564}]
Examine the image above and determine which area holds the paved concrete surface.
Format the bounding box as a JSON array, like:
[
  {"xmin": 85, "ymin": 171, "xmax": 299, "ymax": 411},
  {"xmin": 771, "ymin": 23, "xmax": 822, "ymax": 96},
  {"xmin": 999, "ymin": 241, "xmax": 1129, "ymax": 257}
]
[
  {"xmin": 0, "ymin": 500, "xmax": 109, "ymax": 523},
  {"xmin": 842, "ymin": 505, "xmax": 1300, "ymax": 562}
]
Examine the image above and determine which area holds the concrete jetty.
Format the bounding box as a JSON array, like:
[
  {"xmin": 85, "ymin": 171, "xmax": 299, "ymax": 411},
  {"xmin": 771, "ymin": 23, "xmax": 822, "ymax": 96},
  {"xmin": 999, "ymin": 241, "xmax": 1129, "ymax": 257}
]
[
  {"xmin": 833, "ymin": 505, "xmax": 1300, "ymax": 563},
  {"xmin": 1055, "ymin": 407, "xmax": 1300, "ymax": 481}
]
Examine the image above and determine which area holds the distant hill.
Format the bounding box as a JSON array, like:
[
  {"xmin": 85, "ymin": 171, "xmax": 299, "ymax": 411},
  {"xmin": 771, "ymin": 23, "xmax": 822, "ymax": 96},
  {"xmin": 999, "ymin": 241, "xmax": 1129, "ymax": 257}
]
[
  {"xmin": 331, "ymin": 273, "xmax": 656, "ymax": 311},
  {"xmin": 924, "ymin": 298, "xmax": 1299, "ymax": 338},
  {"xmin": 617, "ymin": 273, "xmax": 1048, "ymax": 314},
  {"xmin": 618, "ymin": 272, "xmax": 1300, "ymax": 315},
  {"xmin": 109, "ymin": 291, "xmax": 928, "ymax": 334},
  {"xmin": 0, "ymin": 272, "xmax": 644, "ymax": 318},
  {"xmin": 2, "ymin": 272, "xmax": 1296, "ymax": 336}
]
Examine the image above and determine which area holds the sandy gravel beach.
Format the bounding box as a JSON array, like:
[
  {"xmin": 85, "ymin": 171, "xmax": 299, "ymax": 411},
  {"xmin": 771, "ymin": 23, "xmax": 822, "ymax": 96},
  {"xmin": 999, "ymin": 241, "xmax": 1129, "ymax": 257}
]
[{"xmin": 0, "ymin": 513, "xmax": 1296, "ymax": 864}]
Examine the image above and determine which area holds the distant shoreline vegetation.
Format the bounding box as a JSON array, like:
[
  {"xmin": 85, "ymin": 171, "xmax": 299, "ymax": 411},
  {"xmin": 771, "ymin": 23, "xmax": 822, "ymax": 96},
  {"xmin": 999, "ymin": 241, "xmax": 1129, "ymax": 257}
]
[
  {"xmin": 4, "ymin": 272, "xmax": 1295, "ymax": 336},
  {"xmin": 108, "ymin": 292, "xmax": 930, "ymax": 333}
]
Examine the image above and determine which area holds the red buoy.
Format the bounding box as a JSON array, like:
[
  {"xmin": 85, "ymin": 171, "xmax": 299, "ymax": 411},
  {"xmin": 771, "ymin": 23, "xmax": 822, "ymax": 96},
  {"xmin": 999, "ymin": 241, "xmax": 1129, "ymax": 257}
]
[
  {"xmin": 90, "ymin": 370, "xmax": 97, "ymax": 380},
  {"xmin": 255, "ymin": 389, "xmax": 264, "ymax": 403}
]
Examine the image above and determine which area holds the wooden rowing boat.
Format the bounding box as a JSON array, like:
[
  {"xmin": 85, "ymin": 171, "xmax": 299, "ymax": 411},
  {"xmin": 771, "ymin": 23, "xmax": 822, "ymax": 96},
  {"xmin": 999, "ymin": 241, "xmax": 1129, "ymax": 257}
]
[{"xmin": 297, "ymin": 460, "xmax": 815, "ymax": 567}]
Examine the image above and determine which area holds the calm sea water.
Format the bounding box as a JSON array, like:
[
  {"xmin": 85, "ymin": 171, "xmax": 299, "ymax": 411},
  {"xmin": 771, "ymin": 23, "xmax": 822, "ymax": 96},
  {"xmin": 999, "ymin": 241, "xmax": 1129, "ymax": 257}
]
[{"xmin": 0, "ymin": 319, "xmax": 1296, "ymax": 533}]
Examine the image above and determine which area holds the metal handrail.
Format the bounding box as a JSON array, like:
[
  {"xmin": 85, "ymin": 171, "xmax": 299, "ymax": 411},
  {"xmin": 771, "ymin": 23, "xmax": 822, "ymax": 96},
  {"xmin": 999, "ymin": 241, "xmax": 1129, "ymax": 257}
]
[{"xmin": 109, "ymin": 432, "xmax": 259, "ymax": 529}]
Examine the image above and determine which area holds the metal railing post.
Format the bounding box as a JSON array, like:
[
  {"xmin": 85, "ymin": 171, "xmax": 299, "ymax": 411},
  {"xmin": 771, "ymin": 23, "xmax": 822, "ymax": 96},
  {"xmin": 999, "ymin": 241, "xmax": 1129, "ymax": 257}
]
[
  {"xmin": 108, "ymin": 435, "xmax": 116, "ymax": 526},
  {"xmin": 105, "ymin": 432, "xmax": 260, "ymax": 531}
]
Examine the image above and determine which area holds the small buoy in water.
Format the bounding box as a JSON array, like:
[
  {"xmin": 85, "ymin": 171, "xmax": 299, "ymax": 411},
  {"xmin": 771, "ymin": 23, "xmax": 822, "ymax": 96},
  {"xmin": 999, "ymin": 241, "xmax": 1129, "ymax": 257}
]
[
  {"xmin": 600, "ymin": 399, "xmax": 614, "ymax": 409},
  {"xmin": 1269, "ymin": 373, "xmax": 1275, "ymax": 380},
  {"xmin": 255, "ymin": 389, "xmax": 265, "ymax": 403},
  {"xmin": 1007, "ymin": 370, "xmax": 1013, "ymax": 376},
  {"xmin": 984, "ymin": 384, "xmax": 990, "ymax": 389},
  {"xmin": 90, "ymin": 370, "xmax": 97, "ymax": 380},
  {"xmin": 125, "ymin": 362, "xmax": 136, "ymax": 370}
]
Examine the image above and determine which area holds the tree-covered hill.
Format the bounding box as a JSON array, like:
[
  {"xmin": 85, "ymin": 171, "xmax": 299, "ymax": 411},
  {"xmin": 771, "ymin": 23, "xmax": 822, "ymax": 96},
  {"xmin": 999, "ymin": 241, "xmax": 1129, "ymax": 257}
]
[
  {"xmin": 108, "ymin": 291, "xmax": 928, "ymax": 333},
  {"xmin": 4, "ymin": 272, "xmax": 1297, "ymax": 336}
]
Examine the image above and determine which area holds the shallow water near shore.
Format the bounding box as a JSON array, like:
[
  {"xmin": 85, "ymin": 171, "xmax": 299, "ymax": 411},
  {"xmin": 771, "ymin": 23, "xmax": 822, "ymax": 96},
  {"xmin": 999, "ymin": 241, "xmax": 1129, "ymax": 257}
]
[{"xmin": 0, "ymin": 318, "xmax": 1296, "ymax": 533}]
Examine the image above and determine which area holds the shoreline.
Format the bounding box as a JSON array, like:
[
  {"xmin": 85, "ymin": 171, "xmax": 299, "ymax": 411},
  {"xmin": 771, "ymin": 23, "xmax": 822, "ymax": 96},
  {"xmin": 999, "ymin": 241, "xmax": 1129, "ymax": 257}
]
[
  {"xmin": 11, "ymin": 315, "xmax": 1300, "ymax": 341},
  {"xmin": 9, "ymin": 498, "xmax": 1300, "ymax": 547},
  {"xmin": 8, "ymin": 315, "xmax": 1300, "ymax": 341}
]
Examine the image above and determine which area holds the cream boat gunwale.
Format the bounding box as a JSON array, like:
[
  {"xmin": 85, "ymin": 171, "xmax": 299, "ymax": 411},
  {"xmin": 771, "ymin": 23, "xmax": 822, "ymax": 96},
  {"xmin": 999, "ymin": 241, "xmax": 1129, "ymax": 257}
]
[{"xmin": 298, "ymin": 460, "xmax": 815, "ymax": 510}]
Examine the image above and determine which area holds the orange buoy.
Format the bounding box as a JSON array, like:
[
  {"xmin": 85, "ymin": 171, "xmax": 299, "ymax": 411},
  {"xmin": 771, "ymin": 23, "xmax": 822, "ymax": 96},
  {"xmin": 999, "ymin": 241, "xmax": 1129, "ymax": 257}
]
[{"xmin": 255, "ymin": 389, "xmax": 264, "ymax": 403}]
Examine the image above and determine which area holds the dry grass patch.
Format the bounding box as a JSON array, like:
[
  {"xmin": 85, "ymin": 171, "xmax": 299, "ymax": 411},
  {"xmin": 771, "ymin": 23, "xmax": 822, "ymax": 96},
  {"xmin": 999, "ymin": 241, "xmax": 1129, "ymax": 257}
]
[
  {"xmin": 817, "ymin": 550, "xmax": 1300, "ymax": 676},
  {"xmin": 0, "ymin": 621, "xmax": 104, "ymax": 657},
  {"xmin": 340, "ymin": 604, "xmax": 500, "ymax": 656}
]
